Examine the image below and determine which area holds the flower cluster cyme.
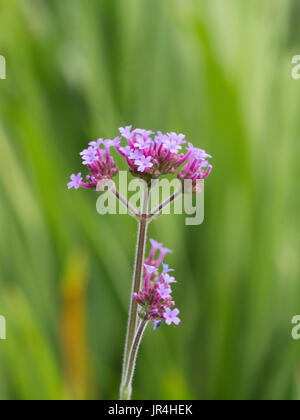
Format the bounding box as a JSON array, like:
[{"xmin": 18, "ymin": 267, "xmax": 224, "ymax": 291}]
[
  {"xmin": 67, "ymin": 126, "xmax": 212, "ymax": 192},
  {"xmin": 117, "ymin": 127, "xmax": 212, "ymax": 187},
  {"xmin": 133, "ymin": 238, "xmax": 180, "ymax": 329},
  {"xmin": 67, "ymin": 138, "xmax": 120, "ymax": 190}
]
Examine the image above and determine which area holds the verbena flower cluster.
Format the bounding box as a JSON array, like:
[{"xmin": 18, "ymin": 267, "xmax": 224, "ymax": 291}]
[
  {"xmin": 133, "ymin": 239, "xmax": 180, "ymax": 330},
  {"xmin": 68, "ymin": 126, "xmax": 212, "ymax": 193},
  {"xmin": 68, "ymin": 126, "xmax": 213, "ymax": 399}
]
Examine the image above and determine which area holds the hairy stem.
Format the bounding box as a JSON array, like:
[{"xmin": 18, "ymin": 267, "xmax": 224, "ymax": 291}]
[
  {"xmin": 120, "ymin": 189, "xmax": 149, "ymax": 399},
  {"xmin": 120, "ymin": 320, "xmax": 148, "ymax": 400}
]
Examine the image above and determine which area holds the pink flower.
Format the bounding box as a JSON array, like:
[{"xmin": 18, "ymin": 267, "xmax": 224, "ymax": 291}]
[{"xmin": 164, "ymin": 308, "xmax": 181, "ymax": 326}]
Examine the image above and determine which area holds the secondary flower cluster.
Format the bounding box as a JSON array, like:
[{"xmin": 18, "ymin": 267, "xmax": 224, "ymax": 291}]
[
  {"xmin": 133, "ymin": 239, "xmax": 181, "ymax": 329},
  {"xmin": 67, "ymin": 126, "xmax": 212, "ymax": 192},
  {"xmin": 67, "ymin": 138, "xmax": 120, "ymax": 190}
]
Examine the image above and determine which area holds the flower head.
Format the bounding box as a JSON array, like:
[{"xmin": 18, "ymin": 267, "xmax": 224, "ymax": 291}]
[
  {"xmin": 134, "ymin": 239, "xmax": 180, "ymax": 328},
  {"xmin": 67, "ymin": 136, "xmax": 119, "ymax": 190},
  {"xmin": 177, "ymin": 143, "xmax": 213, "ymax": 193},
  {"xmin": 68, "ymin": 126, "xmax": 212, "ymax": 192},
  {"xmin": 115, "ymin": 126, "xmax": 211, "ymax": 182}
]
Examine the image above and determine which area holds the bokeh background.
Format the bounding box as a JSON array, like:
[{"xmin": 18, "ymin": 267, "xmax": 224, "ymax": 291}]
[{"xmin": 0, "ymin": 0, "xmax": 300, "ymax": 400}]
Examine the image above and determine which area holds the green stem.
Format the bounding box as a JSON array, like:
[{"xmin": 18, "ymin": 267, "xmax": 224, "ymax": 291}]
[
  {"xmin": 120, "ymin": 320, "xmax": 148, "ymax": 400},
  {"xmin": 120, "ymin": 189, "xmax": 149, "ymax": 400}
]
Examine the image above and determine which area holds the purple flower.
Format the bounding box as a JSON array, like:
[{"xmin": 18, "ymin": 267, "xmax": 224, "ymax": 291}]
[
  {"xmin": 115, "ymin": 126, "xmax": 213, "ymax": 182},
  {"xmin": 188, "ymin": 143, "xmax": 212, "ymax": 159},
  {"xmin": 161, "ymin": 132, "xmax": 186, "ymax": 154},
  {"xmin": 86, "ymin": 175, "xmax": 96, "ymax": 183},
  {"xmin": 119, "ymin": 126, "xmax": 133, "ymax": 140},
  {"xmin": 162, "ymin": 264, "xmax": 174, "ymax": 274},
  {"xmin": 119, "ymin": 146, "xmax": 132, "ymax": 156},
  {"xmin": 135, "ymin": 136, "xmax": 152, "ymax": 150},
  {"xmin": 167, "ymin": 132, "xmax": 186, "ymax": 145},
  {"xmin": 134, "ymin": 128, "xmax": 155, "ymax": 137},
  {"xmin": 89, "ymin": 138, "xmax": 104, "ymax": 148},
  {"xmin": 69, "ymin": 125, "xmax": 212, "ymax": 193},
  {"xmin": 153, "ymin": 320, "xmax": 162, "ymax": 331},
  {"xmin": 134, "ymin": 239, "xmax": 180, "ymax": 330},
  {"xmin": 150, "ymin": 239, "xmax": 163, "ymax": 250},
  {"xmin": 135, "ymin": 156, "xmax": 153, "ymax": 172},
  {"xmin": 144, "ymin": 264, "xmax": 158, "ymax": 275},
  {"xmin": 163, "ymin": 139, "xmax": 183, "ymax": 154},
  {"xmin": 104, "ymin": 137, "xmax": 121, "ymax": 148},
  {"xmin": 157, "ymin": 283, "xmax": 172, "ymax": 299},
  {"xmin": 67, "ymin": 173, "xmax": 83, "ymax": 190},
  {"xmin": 129, "ymin": 149, "xmax": 144, "ymax": 161},
  {"xmin": 156, "ymin": 247, "xmax": 173, "ymax": 265},
  {"xmin": 162, "ymin": 273, "xmax": 176, "ymax": 284},
  {"xmin": 164, "ymin": 308, "xmax": 181, "ymax": 326},
  {"xmin": 80, "ymin": 147, "xmax": 98, "ymax": 165},
  {"xmin": 154, "ymin": 131, "xmax": 168, "ymax": 145},
  {"xmin": 177, "ymin": 142, "xmax": 213, "ymax": 192}
]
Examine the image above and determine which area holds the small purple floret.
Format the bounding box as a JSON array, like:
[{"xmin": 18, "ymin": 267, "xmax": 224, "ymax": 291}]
[
  {"xmin": 67, "ymin": 173, "xmax": 83, "ymax": 190},
  {"xmin": 164, "ymin": 308, "xmax": 181, "ymax": 326}
]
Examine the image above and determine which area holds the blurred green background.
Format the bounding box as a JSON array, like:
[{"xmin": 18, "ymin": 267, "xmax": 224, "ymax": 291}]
[{"xmin": 0, "ymin": 0, "xmax": 300, "ymax": 400}]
